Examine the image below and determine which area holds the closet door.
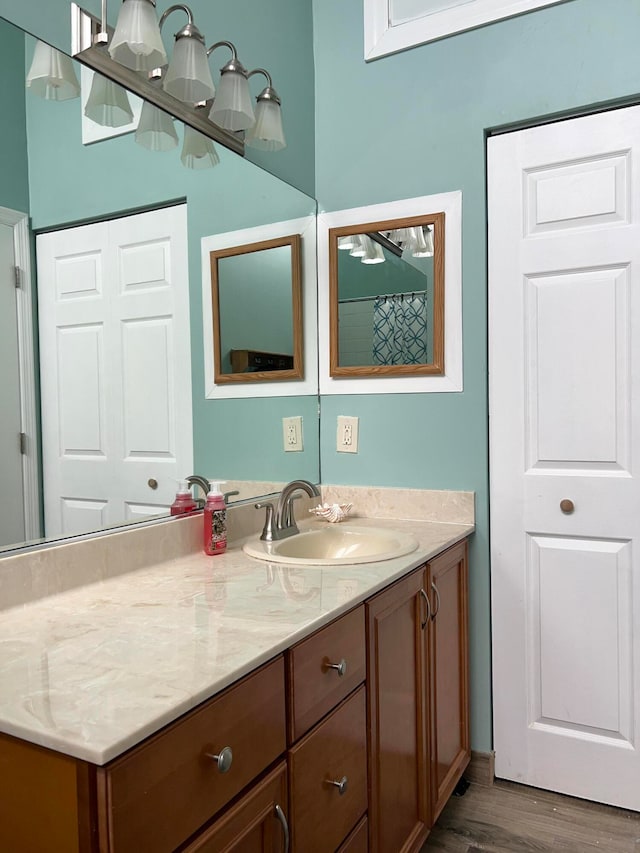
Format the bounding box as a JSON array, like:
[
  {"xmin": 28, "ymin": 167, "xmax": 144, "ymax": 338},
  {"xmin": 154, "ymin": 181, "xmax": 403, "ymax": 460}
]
[
  {"xmin": 37, "ymin": 204, "xmax": 192, "ymax": 537},
  {"xmin": 489, "ymin": 106, "xmax": 640, "ymax": 809}
]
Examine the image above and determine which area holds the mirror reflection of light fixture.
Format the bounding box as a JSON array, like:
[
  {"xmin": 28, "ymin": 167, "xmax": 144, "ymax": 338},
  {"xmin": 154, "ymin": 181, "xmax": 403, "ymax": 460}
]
[
  {"xmin": 361, "ymin": 237, "xmax": 385, "ymax": 264},
  {"xmin": 26, "ymin": 40, "xmax": 80, "ymax": 101},
  {"xmin": 246, "ymin": 69, "xmax": 286, "ymax": 151},
  {"xmin": 349, "ymin": 235, "xmax": 366, "ymax": 258},
  {"xmin": 338, "ymin": 235, "xmax": 358, "ymax": 250},
  {"xmin": 108, "ymin": 0, "xmax": 167, "ymax": 71},
  {"xmin": 181, "ymin": 124, "xmax": 220, "ymax": 169},
  {"xmin": 84, "ymin": 73, "xmax": 134, "ymax": 127},
  {"xmin": 207, "ymin": 42, "xmax": 254, "ymax": 131},
  {"xmin": 135, "ymin": 100, "xmax": 178, "ymax": 150},
  {"xmin": 160, "ymin": 4, "xmax": 216, "ymax": 104}
]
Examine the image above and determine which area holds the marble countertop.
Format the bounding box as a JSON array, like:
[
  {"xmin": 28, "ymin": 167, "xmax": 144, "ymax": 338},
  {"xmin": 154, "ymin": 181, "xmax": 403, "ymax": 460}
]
[{"xmin": 0, "ymin": 518, "xmax": 472, "ymax": 765}]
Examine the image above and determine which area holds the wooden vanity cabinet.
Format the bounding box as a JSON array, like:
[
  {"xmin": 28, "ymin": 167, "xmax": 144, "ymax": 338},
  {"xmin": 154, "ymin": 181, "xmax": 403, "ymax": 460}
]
[
  {"xmin": 366, "ymin": 540, "xmax": 470, "ymax": 853},
  {"xmin": 179, "ymin": 761, "xmax": 288, "ymax": 852},
  {"xmin": 426, "ymin": 540, "xmax": 470, "ymax": 822},
  {"xmin": 366, "ymin": 567, "xmax": 430, "ymax": 853}
]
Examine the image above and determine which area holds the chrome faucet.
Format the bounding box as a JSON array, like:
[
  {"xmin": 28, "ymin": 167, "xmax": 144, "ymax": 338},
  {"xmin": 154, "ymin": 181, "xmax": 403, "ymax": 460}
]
[
  {"xmin": 256, "ymin": 479, "xmax": 320, "ymax": 541},
  {"xmin": 186, "ymin": 475, "xmax": 210, "ymax": 508}
]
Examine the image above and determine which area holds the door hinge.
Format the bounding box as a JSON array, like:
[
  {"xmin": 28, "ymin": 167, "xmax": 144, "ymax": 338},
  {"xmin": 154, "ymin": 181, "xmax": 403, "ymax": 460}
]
[
  {"xmin": 19, "ymin": 432, "xmax": 27, "ymax": 455},
  {"xmin": 14, "ymin": 266, "xmax": 21, "ymax": 289}
]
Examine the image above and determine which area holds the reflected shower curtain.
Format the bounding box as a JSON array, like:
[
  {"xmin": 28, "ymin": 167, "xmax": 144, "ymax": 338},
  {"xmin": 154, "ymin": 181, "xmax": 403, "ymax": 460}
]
[{"xmin": 372, "ymin": 293, "xmax": 428, "ymax": 364}]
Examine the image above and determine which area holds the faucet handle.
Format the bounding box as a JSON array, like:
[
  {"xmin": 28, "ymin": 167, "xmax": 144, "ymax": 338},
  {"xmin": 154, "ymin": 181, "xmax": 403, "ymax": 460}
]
[{"xmin": 255, "ymin": 502, "xmax": 276, "ymax": 542}]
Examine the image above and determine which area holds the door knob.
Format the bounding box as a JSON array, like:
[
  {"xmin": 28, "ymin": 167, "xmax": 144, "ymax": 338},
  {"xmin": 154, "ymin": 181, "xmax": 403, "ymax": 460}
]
[
  {"xmin": 560, "ymin": 499, "xmax": 574, "ymax": 514},
  {"xmin": 148, "ymin": 478, "xmax": 158, "ymax": 490}
]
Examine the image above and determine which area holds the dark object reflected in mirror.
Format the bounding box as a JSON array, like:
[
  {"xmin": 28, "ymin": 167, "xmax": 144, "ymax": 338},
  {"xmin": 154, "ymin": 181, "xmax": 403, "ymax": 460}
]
[
  {"xmin": 329, "ymin": 213, "xmax": 444, "ymax": 377},
  {"xmin": 210, "ymin": 235, "xmax": 303, "ymax": 383}
]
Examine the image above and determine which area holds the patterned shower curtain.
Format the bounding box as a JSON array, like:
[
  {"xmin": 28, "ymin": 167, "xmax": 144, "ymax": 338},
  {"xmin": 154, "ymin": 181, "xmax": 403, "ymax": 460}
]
[{"xmin": 372, "ymin": 293, "xmax": 428, "ymax": 364}]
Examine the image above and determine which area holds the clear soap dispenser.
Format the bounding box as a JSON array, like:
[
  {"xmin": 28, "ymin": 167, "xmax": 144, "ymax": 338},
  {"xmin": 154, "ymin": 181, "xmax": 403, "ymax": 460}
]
[{"xmin": 203, "ymin": 481, "xmax": 227, "ymax": 555}]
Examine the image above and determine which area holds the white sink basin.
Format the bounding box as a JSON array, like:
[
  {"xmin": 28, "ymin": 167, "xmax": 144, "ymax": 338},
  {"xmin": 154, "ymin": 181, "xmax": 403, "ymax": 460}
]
[{"xmin": 243, "ymin": 525, "xmax": 419, "ymax": 566}]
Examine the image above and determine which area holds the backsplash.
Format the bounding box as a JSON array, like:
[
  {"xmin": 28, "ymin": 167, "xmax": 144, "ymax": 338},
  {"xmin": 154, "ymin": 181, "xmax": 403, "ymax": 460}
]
[{"xmin": 0, "ymin": 487, "xmax": 472, "ymax": 612}]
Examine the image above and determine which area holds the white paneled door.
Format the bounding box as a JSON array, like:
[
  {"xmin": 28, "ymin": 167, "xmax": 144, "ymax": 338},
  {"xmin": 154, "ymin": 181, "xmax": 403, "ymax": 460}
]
[
  {"xmin": 37, "ymin": 205, "xmax": 192, "ymax": 538},
  {"xmin": 489, "ymin": 107, "xmax": 640, "ymax": 809}
]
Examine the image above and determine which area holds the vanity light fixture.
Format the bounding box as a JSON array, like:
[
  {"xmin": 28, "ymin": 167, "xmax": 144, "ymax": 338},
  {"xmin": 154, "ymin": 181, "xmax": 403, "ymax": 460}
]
[
  {"xmin": 349, "ymin": 235, "xmax": 366, "ymax": 258},
  {"xmin": 361, "ymin": 238, "xmax": 385, "ymax": 264},
  {"xmin": 69, "ymin": 2, "xmax": 285, "ymax": 157},
  {"xmin": 84, "ymin": 73, "xmax": 134, "ymax": 127},
  {"xmin": 134, "ymin": 100, "xmax": 178, "ymax": 150},
  {"xmin": 207, "ymin": 42, "xmax": 254, "ymax": 132},
  {"xmin": 160, "ymin": 5, "xmax": 216, "ymax": 104},
  {"xmin": 246, "ymin": 69, "xmax": 286, "ymax": 151},
  {"xmin": 26, "ymin": 41, "xmax": 81, "ymax": 101},
  {"xmin": 108, "ymin": 0, "xmax": 167, "ymax": 72}
]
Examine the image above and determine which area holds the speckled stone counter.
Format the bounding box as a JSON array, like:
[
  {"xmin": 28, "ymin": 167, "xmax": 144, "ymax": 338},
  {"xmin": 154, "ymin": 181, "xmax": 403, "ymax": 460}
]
[{"xmin": 0, "ymin": 503, "xmax": 473, "ymax": 766}]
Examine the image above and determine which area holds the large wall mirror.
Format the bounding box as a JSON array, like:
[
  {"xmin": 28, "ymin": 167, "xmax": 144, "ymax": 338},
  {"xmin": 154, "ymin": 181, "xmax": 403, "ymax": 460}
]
[
  {"xmin": 329, "ymin": 212, "xmax": 444, "ymax": 377},
  {"xmin": 0, "ymin": 16, "xmax": 319, "ymax": 555},
  {"xmin": 210, "ymin": 234, "xmax": 303, "ymax": 384}
]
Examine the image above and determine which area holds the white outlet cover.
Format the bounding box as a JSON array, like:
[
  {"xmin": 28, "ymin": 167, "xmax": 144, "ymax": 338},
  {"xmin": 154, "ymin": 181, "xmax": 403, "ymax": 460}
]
[
  {"xmin": 283, "ymin": 416, "xmax": 303, "ymax": 452},
  {"xmin": 337, "ymin": 415, "xmax": 359, "ymax": 453}
]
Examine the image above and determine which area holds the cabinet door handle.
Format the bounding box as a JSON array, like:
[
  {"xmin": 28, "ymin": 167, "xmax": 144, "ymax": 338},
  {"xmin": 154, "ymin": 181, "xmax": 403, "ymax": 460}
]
[
  {"xmin": 431, "ymin": 582, "xmax": 441, "ymax": 621},
  {"xmin": 419, "ymin": 588, "xmax": 431, "ymax": 629},
  {"xmin": 325, "ymin": 658, "xmax": 347, "ymax": 677},
  {"xmin": 327, "ymin": 775, "xmax": 348, "ymax": 795},
  {"xmin": 205, "ymin": 745, "xmax": 233, "ymax": 773},
  {"xmin": 274, "ymin": 804, "xmax": 290, "ymax": 852}
]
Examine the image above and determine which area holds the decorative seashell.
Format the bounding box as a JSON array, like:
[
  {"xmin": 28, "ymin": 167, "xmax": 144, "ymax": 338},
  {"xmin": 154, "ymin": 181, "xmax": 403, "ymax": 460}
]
[{"xmin": 309, "ymin": 502, "xmax": 353, "ymax": 523}]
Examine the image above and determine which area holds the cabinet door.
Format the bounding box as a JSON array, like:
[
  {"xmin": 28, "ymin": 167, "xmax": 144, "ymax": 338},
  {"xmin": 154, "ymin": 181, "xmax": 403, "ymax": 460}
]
[
  {"xmin": 366, "ymin": 567, "xmax": 430, "ymax": 853},
  {"xmin": 427, "ymin": 540, "xmax": 470, "ymax": 822},
  {"xmin": 182, "ymin": 762, "xmax": 289, "ymax": 853}
]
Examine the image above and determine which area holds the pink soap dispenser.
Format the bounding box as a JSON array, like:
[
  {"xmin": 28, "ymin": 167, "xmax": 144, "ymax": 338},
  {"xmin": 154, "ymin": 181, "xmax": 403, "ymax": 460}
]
[
  {"xmin": 203, "ymin": 481, "xmax": 227, "ymax": 556},
  {"xmin": 170, "ymin": 480, "xmax": 198, "ymax": 516}
]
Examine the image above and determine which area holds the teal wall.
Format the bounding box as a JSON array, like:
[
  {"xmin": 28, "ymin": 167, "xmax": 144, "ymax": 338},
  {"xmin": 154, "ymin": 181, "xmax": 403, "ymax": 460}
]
[
  {"xmin": 313, "ymin": 0, "xmax": 640, "ymax": 752},
  {"xmin": 0, "ymin": 0, "xmax": 315, "ymax": 194},
  {"xmin": 0, "ymin": 22, "xmax": 29, "ymax": 212}
]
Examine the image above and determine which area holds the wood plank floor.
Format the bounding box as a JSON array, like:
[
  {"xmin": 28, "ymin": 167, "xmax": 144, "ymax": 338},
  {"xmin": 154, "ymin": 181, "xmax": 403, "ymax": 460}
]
[{"xmin": 420, "ymin": 780, "xmax": 640, "ymax": 852}]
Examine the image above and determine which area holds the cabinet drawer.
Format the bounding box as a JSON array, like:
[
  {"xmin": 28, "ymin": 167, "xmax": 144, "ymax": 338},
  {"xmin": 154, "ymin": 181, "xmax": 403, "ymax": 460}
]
[
  {"xmin": 289, "ymin": 686, "xmax": 368, "ymax": 853},
  {"xmin": 338, "ymin": 816, "xmax": 368, "ymax": 852},
  {"xmin": 287, "ymin": 605, "xmax": 365, "ymax": 741},
  {"xmin": 181, "ymin": 761, "xmax": 288, "ymax": 852},
  {"xmin": 99, "ymin": 656, "xmax": 286, "ymax": 853}
]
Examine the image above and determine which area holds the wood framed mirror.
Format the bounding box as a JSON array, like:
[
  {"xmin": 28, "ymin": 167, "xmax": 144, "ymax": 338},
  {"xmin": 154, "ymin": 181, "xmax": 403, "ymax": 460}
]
[
  {"xmin": 329, "ymin": 212, "xmax": 444, "ymax": 377},
  {"xmin": 210, "ymin": 234, "xmax": 303, "ymax": 384}
]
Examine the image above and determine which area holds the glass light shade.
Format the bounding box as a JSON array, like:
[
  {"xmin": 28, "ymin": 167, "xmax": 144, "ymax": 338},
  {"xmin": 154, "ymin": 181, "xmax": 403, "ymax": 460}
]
[
  {"xmin": 208, "ymin": 70, "xmax": 255, "ymax": 131},
  {"xmin": 338, "ymin": 235, "xmax": 358, "ymax": 250},
  {"xmin": 163, "ymin": 35, "xmax": 215, "ymax": 104},
  {"xmin": 84, "ymin": 74, "xmax": 134, "ymax": 127},
  {"xmin": 26, "ymin": 41, "xmax": 80, "ymax": 101},
  {"xmin": 245, "ymin": 99, "xmax": 286, "ymax": 151},
  {"xmin": 349, "ymin": 235, "xmax": 366, "ymax": 258},
  {"xmin": 181, "ymin": 125, "xmax": 220, "ymax": 169},
  {"xmin": 108, "ymin": 0, "xmax": 167, "ymax": 72},
  {"xmin": 362, "ymin": 238, "xmax": 385, "ymax": 264},
  {"xmin": 135, "ymin": 101, "xmax": 178, "ymax": 151},
  {"xmin": 408, "ymin": 226, "xmax": 434, "ymax": 258}
]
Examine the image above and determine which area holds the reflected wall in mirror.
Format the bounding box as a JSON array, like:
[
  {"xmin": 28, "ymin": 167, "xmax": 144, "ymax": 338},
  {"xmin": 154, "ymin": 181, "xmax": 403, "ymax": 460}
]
[
  {"xmin": 329, "ymin": 212, "xmax": 444, "ymax": 377},
  {"xmin": 211, "ymin": 234, "xmax": 303, "ymax": 383},
  {"xmin": 0, "ymin": 16, "xmax": 320, "ymax": 555}
]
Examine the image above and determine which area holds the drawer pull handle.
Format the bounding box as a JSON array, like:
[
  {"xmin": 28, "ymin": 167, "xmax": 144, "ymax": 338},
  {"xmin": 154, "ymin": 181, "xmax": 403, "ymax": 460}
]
[
  {"xmin": 325, "ymin": 658, "xmax": 347, "ymax": 677},
  {"xmin": 327, "ymin": 775, "xmax": 348, "ymax": 795},
  {"xmin": 274, "ymin": 804, "xmax": 290, "ymax": 852},
  {"xmin": 206, "ymin": 746, "xmax": 233, "ymax": 773}
]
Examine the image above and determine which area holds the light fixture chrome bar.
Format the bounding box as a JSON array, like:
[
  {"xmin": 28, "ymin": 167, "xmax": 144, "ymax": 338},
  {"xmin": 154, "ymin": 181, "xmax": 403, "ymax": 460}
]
[
  {"xmin": 368, "ymin": 231, "xmax": 403, "ymax": 257},
  {"xmin": 70, "ymin": 2, "xmax": 244, "ymax": 156}
]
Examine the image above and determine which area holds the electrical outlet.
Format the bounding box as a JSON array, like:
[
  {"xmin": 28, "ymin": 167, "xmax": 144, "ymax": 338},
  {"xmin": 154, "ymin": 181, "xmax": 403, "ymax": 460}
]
[
  {"xmin": 337, "ymin": 415, "xmax": 359, "ymax": 453},
  {"xmin": 283, "ymin": 416, "xmax": 303, "ymax": 452}
]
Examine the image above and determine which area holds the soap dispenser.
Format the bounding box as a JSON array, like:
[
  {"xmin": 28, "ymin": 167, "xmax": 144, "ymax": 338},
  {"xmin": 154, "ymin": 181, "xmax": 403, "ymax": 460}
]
[
  {"xmin": 203, "ymin": 481, "xmax": 227, "ymax": 555},
  {"xmin": 170, "ymin": 480, "xmax": 198, "ymax": 516}
]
